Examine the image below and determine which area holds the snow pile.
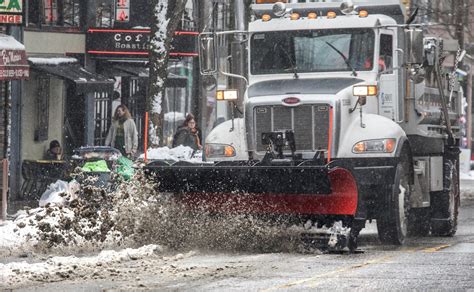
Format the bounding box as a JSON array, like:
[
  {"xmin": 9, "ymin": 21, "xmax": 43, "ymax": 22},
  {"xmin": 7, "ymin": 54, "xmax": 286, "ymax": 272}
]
[
  {"xmin": 164, "ymin": 111, "xmax": 185, "ymax": 122},
  {"xmin": 1, "ymin": 165, "xmax": 316, "ymax": 257},
  {"xmin": 460, "ymin": 170, "xmax": 474, "ymax": 180},
  {"xmin": 139, "ymin": 145, "xmax": 204, "ymax": 163},
  {"xmin": 111, "ymin": 174, "xmax": 304, "ymax": 252},
  {"xmin": 460, "ymin": 171, "xmax": 474, "ymax": 200},
  {"xmin": 0, "ymin": 244, "xmax": 161, "ymax": 287},
  {"xmin": 0, "ymin": 34, "xmax": 25, "ymax": 50},
  {"xmin": 28, "ymin": 57, "xmax": 77, "ymax": 65},
  {"xmin": 0, "ymin": 172, "xmax": 123, "ymax": 252}
]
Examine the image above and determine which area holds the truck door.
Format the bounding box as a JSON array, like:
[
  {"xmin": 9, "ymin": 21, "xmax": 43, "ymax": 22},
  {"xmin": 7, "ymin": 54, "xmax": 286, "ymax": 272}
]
[{"xmin": 377, "ymin": 32, "xmax": 399, "ymax": 121}]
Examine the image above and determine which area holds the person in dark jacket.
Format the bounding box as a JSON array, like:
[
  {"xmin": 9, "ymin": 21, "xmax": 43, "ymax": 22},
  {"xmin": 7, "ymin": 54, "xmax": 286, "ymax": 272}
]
[
  {"xmin": 173, "ymin": 114, "xmax": 202, "ymax": 150},
  {"xmin": 44, "ymin": 140, "xmax": 63, "ymax": 160}
]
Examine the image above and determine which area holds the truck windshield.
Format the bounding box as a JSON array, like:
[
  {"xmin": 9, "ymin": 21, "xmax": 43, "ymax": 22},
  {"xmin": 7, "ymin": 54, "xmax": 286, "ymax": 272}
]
[{"xmin": 250, "ymin": 29, "xmax": 375, "ymax": 75}]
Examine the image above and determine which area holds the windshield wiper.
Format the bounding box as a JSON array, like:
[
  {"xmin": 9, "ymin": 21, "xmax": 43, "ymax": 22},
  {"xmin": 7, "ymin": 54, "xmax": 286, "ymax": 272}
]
[
  {"xmin": 276, "ymin": 43, "xmax": 299, "ymax": 79},
  {"xmin": 324, "ymin": 41, "xmax": 358, "ymax": 77}
]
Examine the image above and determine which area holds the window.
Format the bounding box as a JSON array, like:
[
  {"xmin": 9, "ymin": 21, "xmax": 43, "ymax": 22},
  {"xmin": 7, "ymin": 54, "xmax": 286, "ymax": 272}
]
[
  {"xmin": 251, "ymin": 29, "xmax": 375, "ymax": 75},
  {"xmin": 96, "ymin": 0, "xmax": 113, "ymax": 27},
  {"xmin": 379, "ymin": 34, "xmax": 393, "ymax": 73},
  {"xmin": 35, "ymin": 77, "xmax": 50, "ymax": 142},
  {"xmin": 28, "ymin": 0, "xmax": 81, "ymax": 27}
]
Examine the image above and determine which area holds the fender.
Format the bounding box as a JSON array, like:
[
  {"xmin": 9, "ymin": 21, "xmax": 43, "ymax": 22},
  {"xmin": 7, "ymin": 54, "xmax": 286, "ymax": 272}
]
[
  {"xmin": 337, "ymin": 114, "xmax": 407, "ymax": 159},
  {"xmin": 204, "ymin": 118, "xmax": 249, "ymax": 161}
]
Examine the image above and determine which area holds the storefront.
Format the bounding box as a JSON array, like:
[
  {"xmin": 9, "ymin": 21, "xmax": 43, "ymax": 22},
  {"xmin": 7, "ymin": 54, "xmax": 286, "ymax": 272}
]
[
  {"xmin": 86, "ymin": 28, "xmax": 198, "ymax": 149},
  {"xmin": 0, "ymin": 33, "xmax": 29, "ymax": 218},
  {"xmin": 22, "ymin": 57, "xmax": 113, "ymax": 160},
  {"xmin": 0, "ymin": 34, "xmax": 29, "ymax": 155},
  {"xmin": 14, "ymin": 57, "xmax": 113, "ymax": 199}
]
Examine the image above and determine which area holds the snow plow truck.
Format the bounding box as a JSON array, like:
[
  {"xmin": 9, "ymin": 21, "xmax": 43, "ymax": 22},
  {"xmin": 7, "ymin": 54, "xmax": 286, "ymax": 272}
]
[{"xmin": 145, "ymin": 0, "xmax": 465, "ymax": 251}]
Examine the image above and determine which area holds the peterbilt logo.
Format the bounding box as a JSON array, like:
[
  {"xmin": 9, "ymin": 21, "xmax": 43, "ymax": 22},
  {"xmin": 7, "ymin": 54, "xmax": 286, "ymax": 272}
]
[{"xmin": 282, "ymin": 97, "xmax": 300, "ymax": 106}]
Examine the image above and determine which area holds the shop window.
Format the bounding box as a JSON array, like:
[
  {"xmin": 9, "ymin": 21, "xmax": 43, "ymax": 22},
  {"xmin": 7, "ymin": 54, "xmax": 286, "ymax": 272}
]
[
  {"xmin": 97, "ymin": 2, "xmax": 113, "ymax": 27},
  {"xmin": 28, "ymin": 0, "xmax": 81, "ymax": 27},
  {"xmin": 35, "ymin": 77, "xmax": 50, "ymax": 142}
]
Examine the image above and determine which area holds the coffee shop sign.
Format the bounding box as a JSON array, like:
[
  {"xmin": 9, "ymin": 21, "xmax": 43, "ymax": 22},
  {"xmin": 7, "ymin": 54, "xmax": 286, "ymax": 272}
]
[
  {"xmin": 87, "ymin": 28, "xmax": 197, "ymax": 57},
  {"xmin": 114, "ymin": 32, "xmax": 149, "ymax": 50}
]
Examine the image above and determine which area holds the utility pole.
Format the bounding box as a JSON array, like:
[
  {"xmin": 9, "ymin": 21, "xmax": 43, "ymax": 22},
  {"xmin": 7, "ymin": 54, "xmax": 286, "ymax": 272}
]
[
  {"xmin": 455, "ymin": 0, "xmax": 465, "ymax": 54},
  {"xmin": 467, "ymin": 69, "xmax": 472, "ymax": 150},
  {"xmin": 8, "ymin": 25, "xmax": 22, "ymax": 200}
]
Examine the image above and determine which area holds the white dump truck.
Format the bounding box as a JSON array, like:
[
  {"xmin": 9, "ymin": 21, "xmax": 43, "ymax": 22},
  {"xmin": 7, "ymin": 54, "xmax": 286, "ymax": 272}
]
[{"xmin": 146, "ymin": 0, "xmax": 465, "ymax": 251}]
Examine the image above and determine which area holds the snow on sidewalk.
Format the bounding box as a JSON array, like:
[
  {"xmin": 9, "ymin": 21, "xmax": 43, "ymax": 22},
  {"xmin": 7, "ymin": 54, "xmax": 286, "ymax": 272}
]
[
  {"xmin": 460, "ymin": 171, "xmax": 474, "ymax": 200},
  {"xmin": 0, "ymin": 244, "xmax": 162, "ymax": 287}
]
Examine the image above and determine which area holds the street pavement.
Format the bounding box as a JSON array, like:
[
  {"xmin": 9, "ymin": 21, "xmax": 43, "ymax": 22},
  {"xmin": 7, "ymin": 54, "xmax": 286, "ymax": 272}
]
[{"xmin": 11, "ymin": 196, "xmax": 473, "ymax": 291}]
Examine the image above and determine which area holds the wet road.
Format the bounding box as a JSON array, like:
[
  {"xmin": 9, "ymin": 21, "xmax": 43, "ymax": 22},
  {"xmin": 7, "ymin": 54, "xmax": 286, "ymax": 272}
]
[{"xmin": 13, "ymin": 197, "xmax": 474, "ymax": 291}]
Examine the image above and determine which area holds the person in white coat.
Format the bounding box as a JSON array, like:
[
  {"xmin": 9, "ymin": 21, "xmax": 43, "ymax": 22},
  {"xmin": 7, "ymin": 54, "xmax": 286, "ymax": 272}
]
[{"xmin": 105, "ymin": 104, "xmax": 138, "ymax": 158}]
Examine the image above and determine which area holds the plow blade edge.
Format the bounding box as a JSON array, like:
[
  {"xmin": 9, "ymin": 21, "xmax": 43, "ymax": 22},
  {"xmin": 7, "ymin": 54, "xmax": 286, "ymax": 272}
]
[{"xmin": 144, "ymin": 163, "xmax": 358, "ymax": 216}]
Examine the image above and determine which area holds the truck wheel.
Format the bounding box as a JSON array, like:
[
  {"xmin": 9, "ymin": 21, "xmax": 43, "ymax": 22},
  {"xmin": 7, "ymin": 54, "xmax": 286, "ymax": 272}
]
[
  {"xmin": 431, "ymin": 158, "xmax": 460, "ymax": 236},
  {"xmin": 408, "ymin": 208, "xmax": 431, "ymax": 236},
  {"xmin": 377, "ymin": 161, "xmax": 409, "ymax": 245}
]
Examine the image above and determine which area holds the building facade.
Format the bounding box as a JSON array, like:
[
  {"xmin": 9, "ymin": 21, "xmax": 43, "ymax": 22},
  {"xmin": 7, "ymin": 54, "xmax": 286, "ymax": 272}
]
[{"xmin": 1, "ymin": 0, "xmax": 199, "ymax": 202}]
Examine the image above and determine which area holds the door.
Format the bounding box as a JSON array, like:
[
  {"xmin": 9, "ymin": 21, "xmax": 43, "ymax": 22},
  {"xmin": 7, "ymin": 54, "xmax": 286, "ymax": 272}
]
[{"xmin": 378, "ymin": 32, "xmax": 399, "ymax": 121}]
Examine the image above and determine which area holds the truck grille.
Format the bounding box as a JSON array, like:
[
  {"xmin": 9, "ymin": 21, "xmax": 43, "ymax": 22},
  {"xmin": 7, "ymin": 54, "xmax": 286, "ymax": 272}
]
[{"xmin": 254, "ymin": 104, "xmax": 331, "ymax": 152}]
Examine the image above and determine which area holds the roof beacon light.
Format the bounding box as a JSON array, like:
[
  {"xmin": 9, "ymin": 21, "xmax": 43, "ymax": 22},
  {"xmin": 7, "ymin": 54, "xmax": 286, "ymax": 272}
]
[
  {"xmin": 262, "ymin": 14, "xmax": 271, "ymax": 21},
  {"xmin": 340, "ymin": 1, "xmax": 355, "ymax": 15},
  {"xmin": 273, "ymin": 2, "xmax": 288, "ymax": 17},
  {"xmin": 359, "ymin": 10, "xmax": 369, "ymax": 17},
  {"xmin": 307, "ymin": 12, "xmax": 317, "ymax": 19},
  {"xmin": 256, "ymin": 0, "xmax": 287, "ymax": 4},
  {"xmin": 327, "ymin": 11, "xmax": 337, "ymax": 19},
  {"xmin": 290, "ymin": 13, "xmax": 300, "ymax": 20}
]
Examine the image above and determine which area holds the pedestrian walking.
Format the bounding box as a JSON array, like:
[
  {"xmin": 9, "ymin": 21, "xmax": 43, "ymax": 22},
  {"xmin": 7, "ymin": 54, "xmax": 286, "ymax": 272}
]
[{"xmin": 105, "ymin": 104, "xmax": 138, "ymax": 158}]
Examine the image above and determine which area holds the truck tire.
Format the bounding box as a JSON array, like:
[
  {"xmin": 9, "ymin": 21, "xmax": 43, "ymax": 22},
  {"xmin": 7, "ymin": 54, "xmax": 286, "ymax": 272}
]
[
  {"xmin": 431, "ymin": 157, "xmax": 460, "ymax": 236},
  {"xmin": 377, "ymin": 160, "xmax": 409, "ymax": 245},
  {"xmin": 408, "ymin": 208, "xmax": 430, "ymax": 237}
]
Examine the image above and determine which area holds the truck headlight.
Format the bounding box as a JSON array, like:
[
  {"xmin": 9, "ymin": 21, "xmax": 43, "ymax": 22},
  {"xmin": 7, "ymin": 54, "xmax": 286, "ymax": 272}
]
[
  {"xmin": 352, "ymin": 138, "xmax": 396, "ymax": 153},
  {"xmin": 353, "ymin": 85, "xmax": 377, "ymax": 96},
  {"xmin": 205, "ymin": 143, "xmax": 236, "ymax": 158},
  {"xmin": 216, "ymin": 89, "xmax": 238, "ymax": 101}
]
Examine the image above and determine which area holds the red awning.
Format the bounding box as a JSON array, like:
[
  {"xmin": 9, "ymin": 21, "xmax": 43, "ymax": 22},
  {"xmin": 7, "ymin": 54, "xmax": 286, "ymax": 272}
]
[{"xmin": 0, "ymin": 34, "xmax": 29, "ymax": 80}]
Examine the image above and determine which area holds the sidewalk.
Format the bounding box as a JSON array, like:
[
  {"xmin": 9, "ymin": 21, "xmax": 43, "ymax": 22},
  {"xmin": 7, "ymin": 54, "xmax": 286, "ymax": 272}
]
[{"xmin": 461, "ymin": 178, "xmax": 474, "ymax": 201}]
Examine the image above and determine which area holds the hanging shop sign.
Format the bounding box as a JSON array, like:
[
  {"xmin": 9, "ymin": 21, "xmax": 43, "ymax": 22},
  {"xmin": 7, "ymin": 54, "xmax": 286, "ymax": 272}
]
[
  {"xmin": 86, "ymin": 28, "xmax": 198, "ymax": 58},
  {"xmin": 0, "ymin": 49, "xmax": 29, "ymax": 80},
  {"xmin": 0, "ymin": 0, "xmax": 23, "ymax": 24}
]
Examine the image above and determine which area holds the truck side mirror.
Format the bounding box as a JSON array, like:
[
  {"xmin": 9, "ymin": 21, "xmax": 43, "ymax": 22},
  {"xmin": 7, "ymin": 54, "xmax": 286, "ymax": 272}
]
[
  {"xmin": 199, "ymin": 33, "xmax": 217, "ymax": 75},
  {"xmin": 405, "ymin": 29, "xmax": 424, "ymax": 64}
]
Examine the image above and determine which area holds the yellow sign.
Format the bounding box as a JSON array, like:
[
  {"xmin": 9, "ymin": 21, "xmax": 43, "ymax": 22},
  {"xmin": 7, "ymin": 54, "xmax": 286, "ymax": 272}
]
[{"xmin": 0, "ymin": 0, "xmax": 22, "ymax": 13}]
